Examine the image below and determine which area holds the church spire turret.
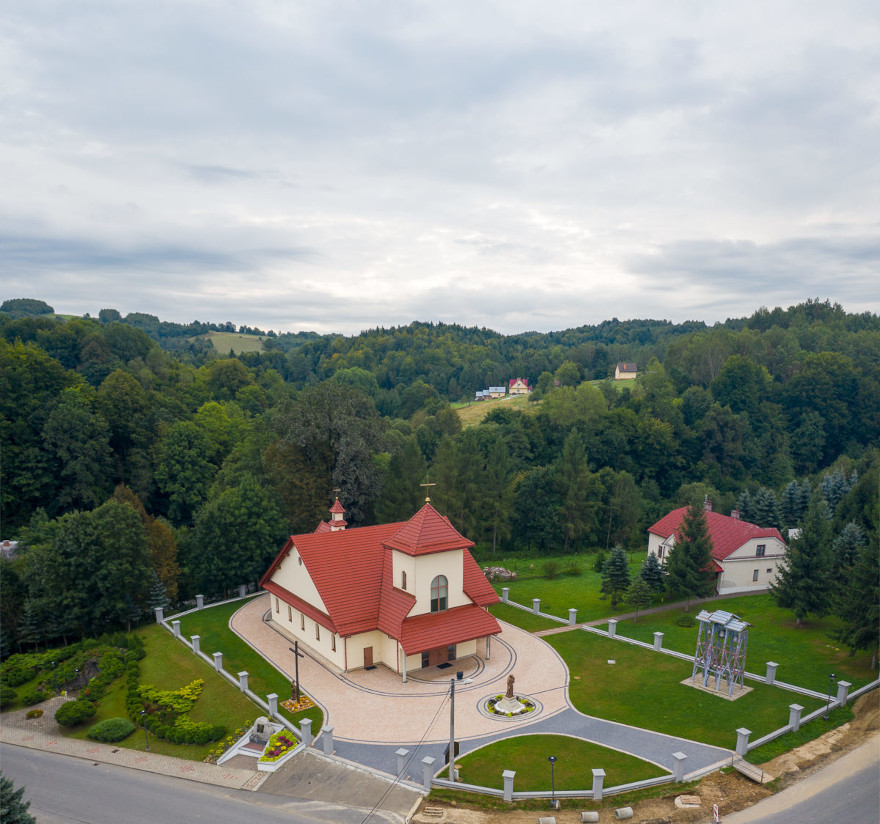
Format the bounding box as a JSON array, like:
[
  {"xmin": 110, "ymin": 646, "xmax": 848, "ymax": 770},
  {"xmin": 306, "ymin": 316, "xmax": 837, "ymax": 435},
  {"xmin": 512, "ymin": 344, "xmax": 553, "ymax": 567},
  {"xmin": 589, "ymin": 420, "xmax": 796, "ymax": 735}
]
[{"xmin": 329, "ymin": 496, "xmax": 348, "ymax": 531}]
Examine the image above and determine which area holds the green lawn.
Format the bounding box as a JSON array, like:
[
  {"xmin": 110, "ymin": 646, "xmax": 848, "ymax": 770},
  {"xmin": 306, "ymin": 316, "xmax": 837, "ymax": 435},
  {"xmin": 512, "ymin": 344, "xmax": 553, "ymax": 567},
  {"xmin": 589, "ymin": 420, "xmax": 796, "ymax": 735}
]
[
  {"xmin": 457, "ymin": 734, "xmax": 666, "ymax": 791},
  {"xmin": 486, "ymin": 556, "xmax": 645, "ymax": 625},
  {"xmin": 546, "ymin": 630, "xmax": 825, "ymax": 750},
  {"xmin": 66, "ymin": 626, "xmax": 257, "ymax": 759},
  {"xmin": 175, "ymin": 598, "xmax": 323, "ymax": 730},
  {"xmin": 612, "ymin": 594, "xmax": 875, "ymax": 691},
  {"xmin": 489, "ymin": 603, "xmax": 561, "ymax": 632}
]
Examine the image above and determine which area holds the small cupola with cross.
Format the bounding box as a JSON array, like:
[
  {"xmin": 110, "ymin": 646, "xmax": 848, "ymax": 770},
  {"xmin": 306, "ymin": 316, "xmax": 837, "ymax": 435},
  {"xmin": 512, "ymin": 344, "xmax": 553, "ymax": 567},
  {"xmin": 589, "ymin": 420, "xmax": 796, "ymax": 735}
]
[{"xmin": 329, "ymin": 496, "xmax": 347, "ymax": 531}]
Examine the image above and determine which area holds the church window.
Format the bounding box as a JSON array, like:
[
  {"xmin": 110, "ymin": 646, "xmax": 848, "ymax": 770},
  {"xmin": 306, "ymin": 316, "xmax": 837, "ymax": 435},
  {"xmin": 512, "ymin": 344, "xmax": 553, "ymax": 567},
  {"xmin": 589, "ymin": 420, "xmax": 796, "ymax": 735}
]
[
  {"xmin": 300, "ymin": 613, "xmax": 305, "ymax": 631},
  {"xmin": 331, "ymin": 635, "xmax": 336, "ymax": 652},
  {"xmin": 430, "ymin": 575, "xmax": 448, "ymax": 613},
  {"xmin": 315, "ymin": 622, "xmax": 320, "ymax": 641},
  {"xmin": 287, "ymin": 605, "xmax": 292, "ymax": 621},
  {"xmin": 401, "ymin": 570, "xmax": 407, "ymax": 590},
  {"xmin": 274, "ymin": 597, "xmax": 279, "ymax": 613}
]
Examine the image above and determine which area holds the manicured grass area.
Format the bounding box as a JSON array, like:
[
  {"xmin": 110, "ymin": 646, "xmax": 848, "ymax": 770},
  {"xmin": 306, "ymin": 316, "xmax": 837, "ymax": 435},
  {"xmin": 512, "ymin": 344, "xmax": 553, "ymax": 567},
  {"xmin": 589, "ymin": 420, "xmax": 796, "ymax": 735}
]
[
  {"xmin": 612, "ymin": 594, "xmax": 875, "ymax": 691},
  {"xmin": 487, "ymin": 556, "xmax": 645, "ymax": 624},
  {"xmin": 457, "ymin": 734, "xmax": 666, "ymax": 791},
  {"xmin": 546, "ymin": 630, "xmax": 825, "ymax": 750},
  {"xmin": 64, "ymin": 626, "xmax": 257, "ymax": 759},
  {"xmin": 489, "ymin": 603, "xmax": 561, "ymax": 632},
  {"xmin": 204, "ymin": 330, "xmax": 265, "ymax": 354},
  {"xmin": 176, "ymin": 598, "xmax": 323, "ymax": 730}
]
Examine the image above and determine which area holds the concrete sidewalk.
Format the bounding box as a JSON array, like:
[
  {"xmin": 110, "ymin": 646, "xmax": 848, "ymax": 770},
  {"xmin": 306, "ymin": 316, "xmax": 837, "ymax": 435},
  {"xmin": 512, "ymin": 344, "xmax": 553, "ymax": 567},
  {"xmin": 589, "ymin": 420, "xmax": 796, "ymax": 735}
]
[{"xmin": 0, "ymin": 720, "xmax": 268, "ymax": 791}]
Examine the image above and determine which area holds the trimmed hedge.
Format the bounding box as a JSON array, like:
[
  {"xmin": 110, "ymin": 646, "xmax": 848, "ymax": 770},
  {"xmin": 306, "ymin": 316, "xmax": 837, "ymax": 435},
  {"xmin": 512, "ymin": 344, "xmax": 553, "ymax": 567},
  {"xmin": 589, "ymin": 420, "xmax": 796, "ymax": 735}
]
[
  {"xmin": 0, "ymin": 685, "xmax": 17, "ymax": 708},
  {"xmin": 21, "ymin": 689, "xmax": 48, "ymax": 706},
  {"xmin": 55, "ymin": 699, "xmax": 97, "ymax": 726},
  {"xmin": 88, "ymin": 717, "xmax": 136, "ymax": 743}
]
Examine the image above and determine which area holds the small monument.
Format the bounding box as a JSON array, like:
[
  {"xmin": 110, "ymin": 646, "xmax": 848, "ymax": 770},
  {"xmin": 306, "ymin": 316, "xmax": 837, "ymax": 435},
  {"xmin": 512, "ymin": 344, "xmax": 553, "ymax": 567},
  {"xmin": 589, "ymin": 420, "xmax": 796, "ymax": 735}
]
[{"xmin": 494, "ymin": 674, "xmax": 525, "ymax": 714}]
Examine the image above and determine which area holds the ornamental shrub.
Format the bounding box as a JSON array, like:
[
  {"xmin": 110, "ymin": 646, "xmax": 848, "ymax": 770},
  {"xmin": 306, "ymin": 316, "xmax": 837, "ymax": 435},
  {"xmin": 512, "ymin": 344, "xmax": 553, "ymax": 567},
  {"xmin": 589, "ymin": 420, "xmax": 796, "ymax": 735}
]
[
  {"xmin": 0, "ymin": 685, "xmax": 17, "ymax": 707},
  {"xmin": 88, "ymin": 717, "xmax": 136, "ymax": 743},
  {"xmin": 25, "ymin": 709, "xmax": 43, "ymax": 719},
  {"xmin": 55, "ymin": 699, "xmax": 97, "ymax": 726},
  {"xmin": 20, "ymin": 689, "xmax": 48, "ymax": 706},
  {"xmin": 674, "ymin": 612, "xmax": 696, "ymax": 628}
]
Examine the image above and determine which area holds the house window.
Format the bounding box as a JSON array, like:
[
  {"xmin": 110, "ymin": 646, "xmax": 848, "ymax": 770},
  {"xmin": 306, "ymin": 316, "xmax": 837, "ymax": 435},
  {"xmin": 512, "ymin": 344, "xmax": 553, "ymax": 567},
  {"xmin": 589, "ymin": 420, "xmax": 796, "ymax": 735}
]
[
  {"xmin": 448, "ymin": 644, "xmax": 456, "ymax": 661},
  {"xmin": 766, "ymin": 568, "xmax": 772, "ymax": 574},
  {"xmin": 401, "ymin": 570, "xmax": 407, "ymax": 590},
  {"xmin": 298, "ymin": 556, "xmax": 303, "ymax": 566},
  {"xmin": 658, "ymin": 548, "xmax": 664, "ymax": 559},
  {"xmin": 756, "ymin": 545, "xmax": 766, "ymax": 557},
  {"xmin": 300, "ymin": 613, "xmax": 305, "ymax": 631},
  {"xmin": 430, "ymin": 575, "xmax": 448, "ymax": 613},
  {"xmin": 275, "ymin": 597, "xmax": 279, "ymax": 613},
  {"xmin": 287, "ymin": 605, "xmax": 292, "ymax": 621},
  {"xmin": 421, "ymin": 651, "xmax": 430, "ymax": 669},
  {"xmin": 315, "ymin": 622, "xmax": 320, "ymax": 641},
  {"xmin": 753, "ymin": 570, "xmax": 759, "ymax": 582},
  {"xmin": 331, "ymin": 635, "xmax": 336, "ymax": 652}
]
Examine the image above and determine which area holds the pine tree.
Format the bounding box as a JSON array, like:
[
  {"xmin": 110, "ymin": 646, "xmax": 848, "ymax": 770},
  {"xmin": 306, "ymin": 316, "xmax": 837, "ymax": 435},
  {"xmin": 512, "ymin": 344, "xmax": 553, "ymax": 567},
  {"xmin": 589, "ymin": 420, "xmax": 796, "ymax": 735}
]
[
  {"xmin": 770, "ymin": 498, "xmax": 834, "ymax": 625},
  {"xmin": 832, "ymin": 521, "xmax": 867, "ymax": 575},
  {"xmin": 16, "ymin": 600, "xmax": 44, "ymax": 651},
  {"xmin": 626, "ymin": 576, "xmax": 652, "ymax": 623},
  {"xmin": 147, "ymin": 569, "xmax": 170, "ymax": 611},
  {"xmin": 665, "ymin": 503, "xmax": 716, "ymax": 611},
  {"xmin": 0, "ymin": 772, "xmax": 37, "ymax": 823},
  {"xmin": 835, "ymin": 543, "xmax": 880, "ymax": 669},
  {"xmin": 780, "ymin": 480, "xmax": 803, "ymax": 528},
  {"xmin": 736, "ymin": 490, "xmax": 754, "ymax": 524},
  {"xmin": 600, "ymin": 547, "xmax": 631, "ymax": 608},
  {"xmin": 639, "ymin": 552, "xmax": 666, "ymax": 596},
  {"xmin": 751, "ymin": 487, "xmax": 781, "ymax": 528}
]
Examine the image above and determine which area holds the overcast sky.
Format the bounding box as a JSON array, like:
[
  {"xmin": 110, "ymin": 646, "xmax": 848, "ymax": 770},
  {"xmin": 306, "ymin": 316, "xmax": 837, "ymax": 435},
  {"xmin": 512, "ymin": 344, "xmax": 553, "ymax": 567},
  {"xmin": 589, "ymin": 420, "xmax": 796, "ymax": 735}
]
[{"xmin": 1, "ymin": 1, "xmax": 878, "ymax": 335}]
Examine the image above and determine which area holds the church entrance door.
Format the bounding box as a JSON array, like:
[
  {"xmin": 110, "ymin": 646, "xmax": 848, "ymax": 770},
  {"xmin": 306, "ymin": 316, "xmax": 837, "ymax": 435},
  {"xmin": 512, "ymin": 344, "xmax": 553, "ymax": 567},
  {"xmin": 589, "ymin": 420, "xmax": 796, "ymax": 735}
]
[
  {"xmin": 427, "ymin": 646, "xmax": 449, "ymax": 667},
  {"xmin": 363, "ymin": 646, "xmax": 373, "ymax": 668}
]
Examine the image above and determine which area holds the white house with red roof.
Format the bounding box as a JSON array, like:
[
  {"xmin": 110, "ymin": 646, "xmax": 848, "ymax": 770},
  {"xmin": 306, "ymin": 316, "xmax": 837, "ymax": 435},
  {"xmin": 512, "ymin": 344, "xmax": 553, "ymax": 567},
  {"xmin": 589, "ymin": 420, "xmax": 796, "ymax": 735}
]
[
  {"xmin": 647, "ymin": 503, "xmax": 787, "ymax": 594},
  {"xmin": 509, "ymin": 377, "xmax": 530, "ymax": 395},
  {"xmin": 615, "ymin": 362, "xmax": 638, "ymax": 380},
  {"xmin": 260, "ymin": 499, "xmax": 501, "ymax": 681}
]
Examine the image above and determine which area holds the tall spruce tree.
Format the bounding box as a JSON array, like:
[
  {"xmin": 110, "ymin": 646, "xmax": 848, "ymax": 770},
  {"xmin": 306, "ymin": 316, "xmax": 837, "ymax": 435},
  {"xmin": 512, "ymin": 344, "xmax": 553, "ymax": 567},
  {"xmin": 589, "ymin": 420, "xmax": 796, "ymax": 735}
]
[
  {"xmin": 665, "ymin": 502, "xmax": 715, "ymax": 611},
  {"xmin": 600, "ymin": 547, "xmax": 631, "ymax": 607},
  {"xmin": 639, "ymin": 552, "xmax": 666, "ymax": 596},
  {"xmin": 0, "ymin": 772, "xmax": 37, "ymax": 824},
  {"xmin": 835, "ymin": 542, "xmax": 879, "ymax": 669},
  {"xmin": 626, "ymin": 576, "xmax": 652, "ymax": 623},
  {"xmin": 770, "ymin": 498, "xmax": 834, "ymax": 624}
]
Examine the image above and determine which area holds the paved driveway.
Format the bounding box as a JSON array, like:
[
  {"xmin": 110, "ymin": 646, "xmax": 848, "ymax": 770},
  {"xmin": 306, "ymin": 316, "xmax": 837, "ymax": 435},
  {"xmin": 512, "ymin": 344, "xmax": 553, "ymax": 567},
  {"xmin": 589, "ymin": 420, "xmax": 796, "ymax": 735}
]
[{"xmin": 231, "ymin": 594, "xmax": 731, "ymax": 777}]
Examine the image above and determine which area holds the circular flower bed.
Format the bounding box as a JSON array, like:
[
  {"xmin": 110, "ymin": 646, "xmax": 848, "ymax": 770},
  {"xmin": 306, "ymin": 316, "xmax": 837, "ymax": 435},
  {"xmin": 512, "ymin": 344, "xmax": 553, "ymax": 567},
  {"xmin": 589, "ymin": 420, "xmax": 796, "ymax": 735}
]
[{"xmin": 484, "ymin": 694, "xmax": 536, "ymax": 717}]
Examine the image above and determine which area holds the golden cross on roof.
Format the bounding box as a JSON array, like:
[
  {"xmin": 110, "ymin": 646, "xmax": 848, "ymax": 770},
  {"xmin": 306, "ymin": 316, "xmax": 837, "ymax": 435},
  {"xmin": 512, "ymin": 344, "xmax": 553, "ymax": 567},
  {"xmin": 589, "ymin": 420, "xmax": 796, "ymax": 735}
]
[{"xmin": 419, "ymin": 482, "xmax": 436, "ymax": 502}]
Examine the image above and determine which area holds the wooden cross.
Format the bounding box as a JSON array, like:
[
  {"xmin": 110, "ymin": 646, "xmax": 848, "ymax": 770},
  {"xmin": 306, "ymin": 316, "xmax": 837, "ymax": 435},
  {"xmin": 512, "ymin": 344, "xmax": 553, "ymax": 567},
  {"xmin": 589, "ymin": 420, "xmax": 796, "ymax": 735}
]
[{"xmin": 420, "ymin": 482, "xmax": 436, "ymax": 502}]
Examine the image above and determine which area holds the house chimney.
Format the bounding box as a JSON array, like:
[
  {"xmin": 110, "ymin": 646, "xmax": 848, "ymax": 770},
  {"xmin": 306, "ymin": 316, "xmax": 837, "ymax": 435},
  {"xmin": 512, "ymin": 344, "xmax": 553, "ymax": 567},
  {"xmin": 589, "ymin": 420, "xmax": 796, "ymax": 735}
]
[
  {"xmin": 328, "ymin": 497, "xmax": 347, "ymax": 531},
  {"xmin": 703, "ymin": 497, "xmax": 712, "ymax": 512},
  {"xmin": 731, "ymin": 509, "xmax": 740, "ymax": 520}
]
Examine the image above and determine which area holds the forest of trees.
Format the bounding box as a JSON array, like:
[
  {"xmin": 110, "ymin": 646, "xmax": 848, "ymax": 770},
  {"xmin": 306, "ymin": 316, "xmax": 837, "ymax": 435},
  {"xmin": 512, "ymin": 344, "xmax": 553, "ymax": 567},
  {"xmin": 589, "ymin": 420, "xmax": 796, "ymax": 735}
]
[{"xmin": 0, "ymin": 299, "xmax": 877, "ymax": 661}]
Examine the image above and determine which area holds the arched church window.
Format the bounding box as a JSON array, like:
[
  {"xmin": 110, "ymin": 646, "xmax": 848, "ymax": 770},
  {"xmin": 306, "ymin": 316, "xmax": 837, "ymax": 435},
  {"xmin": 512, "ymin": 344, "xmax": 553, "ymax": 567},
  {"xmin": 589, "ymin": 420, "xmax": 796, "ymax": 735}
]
[{"xmin": 430, "ymin": 575, "xmax": 448, "ymax": 613}]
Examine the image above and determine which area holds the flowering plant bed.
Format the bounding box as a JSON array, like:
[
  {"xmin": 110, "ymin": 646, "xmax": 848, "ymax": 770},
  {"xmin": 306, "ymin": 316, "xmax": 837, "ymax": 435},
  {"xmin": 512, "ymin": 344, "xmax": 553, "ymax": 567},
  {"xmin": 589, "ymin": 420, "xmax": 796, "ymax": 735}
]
[
  {"xmin": 281, "ymin": 695, "xmax": 314, "ymax": 713},
  {"xmin": 485, "ymin": 694, "xmax": 536, "ymax": 717},
  {"xmin": 258, "ymin": 730, "xmax": 297, "ymax": 762}
]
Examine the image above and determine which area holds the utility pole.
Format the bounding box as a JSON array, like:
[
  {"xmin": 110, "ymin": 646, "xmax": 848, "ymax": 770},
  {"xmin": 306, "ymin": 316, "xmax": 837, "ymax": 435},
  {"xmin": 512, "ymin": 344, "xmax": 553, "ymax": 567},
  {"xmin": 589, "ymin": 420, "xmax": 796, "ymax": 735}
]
[
  {"xmin": 289, "ymin": 643, "xmax": 305, "ymax": 702},
  {"xmin": 448, "ymin": 677, "xmax": 455, "ymax": 780}
]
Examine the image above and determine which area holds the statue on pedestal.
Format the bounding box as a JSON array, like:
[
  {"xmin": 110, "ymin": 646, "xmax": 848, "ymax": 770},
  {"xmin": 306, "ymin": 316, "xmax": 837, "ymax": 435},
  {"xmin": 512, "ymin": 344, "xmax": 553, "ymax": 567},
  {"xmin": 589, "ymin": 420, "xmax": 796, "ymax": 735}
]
[{"xmin": 505, "ymin": 674, "xmax": 515, "ymax": 699}]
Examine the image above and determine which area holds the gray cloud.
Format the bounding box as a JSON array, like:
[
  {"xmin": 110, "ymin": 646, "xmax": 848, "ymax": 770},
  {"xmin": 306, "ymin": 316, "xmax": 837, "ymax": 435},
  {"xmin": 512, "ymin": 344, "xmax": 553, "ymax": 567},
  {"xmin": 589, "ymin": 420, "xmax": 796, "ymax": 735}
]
[{"xmin": 1, "ymin": 1, "xmax": 878, "ymax": 335}]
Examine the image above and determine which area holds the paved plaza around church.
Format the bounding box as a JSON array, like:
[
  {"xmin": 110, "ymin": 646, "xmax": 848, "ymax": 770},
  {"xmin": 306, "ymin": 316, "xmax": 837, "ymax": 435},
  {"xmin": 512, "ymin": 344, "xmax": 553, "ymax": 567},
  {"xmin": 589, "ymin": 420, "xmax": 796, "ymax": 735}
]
[{"xmin": 231, "ymin": 594, "xmax": 732, "ymax": 780}]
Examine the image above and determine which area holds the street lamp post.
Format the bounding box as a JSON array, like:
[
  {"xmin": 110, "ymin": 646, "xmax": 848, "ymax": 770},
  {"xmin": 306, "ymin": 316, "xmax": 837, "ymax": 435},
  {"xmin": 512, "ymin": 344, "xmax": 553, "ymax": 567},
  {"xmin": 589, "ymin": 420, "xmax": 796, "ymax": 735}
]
[
  {"xmin": 823, "ymin": 673, "xmax": 836, "ymax": 721},
  {"xmin": 141, "ymin": 709, "xmax": 150, "ymax": 751},
  {"xmin": 52, "ymin": 661, "xmax": 57, "ymax": 694},
  {"xmin": 548, "ymin": 755, "xmax": 557, "ymax": 809}
]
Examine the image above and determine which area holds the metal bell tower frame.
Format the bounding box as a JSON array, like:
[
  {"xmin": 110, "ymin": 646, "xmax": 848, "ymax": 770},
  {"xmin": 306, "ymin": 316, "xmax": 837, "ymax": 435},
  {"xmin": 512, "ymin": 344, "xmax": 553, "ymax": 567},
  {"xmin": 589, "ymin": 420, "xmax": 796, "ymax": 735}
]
[{"xmin": 691, "ymin": 609, "xmax": 750, "ymax": 697}]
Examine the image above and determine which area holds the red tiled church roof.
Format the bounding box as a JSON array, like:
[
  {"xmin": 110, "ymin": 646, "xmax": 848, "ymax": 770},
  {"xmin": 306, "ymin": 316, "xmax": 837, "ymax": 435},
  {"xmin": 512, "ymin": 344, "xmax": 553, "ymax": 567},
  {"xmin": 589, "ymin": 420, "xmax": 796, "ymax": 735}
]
[
  {"xmin": 399, "ymin": 604, "xmax": 501, "ymax": 655},
  {"xmin": 648, "ymin": 507, "xmax": 785, "ymax": 562},
  {"xmin": 384, "ymin": 502, "xmax": 475, "ymax": 556},
  {"xmin": 260, "ymin": 502, "xmax": 500, "ymax": 649}
]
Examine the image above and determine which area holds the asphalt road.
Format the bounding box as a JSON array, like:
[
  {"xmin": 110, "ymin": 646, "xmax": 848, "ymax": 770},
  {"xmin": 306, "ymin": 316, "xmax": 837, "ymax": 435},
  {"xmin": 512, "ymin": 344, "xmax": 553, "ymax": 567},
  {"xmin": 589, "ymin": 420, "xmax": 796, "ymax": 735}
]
[
  {"xmin": 722, "ymin": 734, "xmax": 879, "ymax": 824},
  {"xmin": 0, "ymin": 745, "xmax": 404, "ymax": 824}
]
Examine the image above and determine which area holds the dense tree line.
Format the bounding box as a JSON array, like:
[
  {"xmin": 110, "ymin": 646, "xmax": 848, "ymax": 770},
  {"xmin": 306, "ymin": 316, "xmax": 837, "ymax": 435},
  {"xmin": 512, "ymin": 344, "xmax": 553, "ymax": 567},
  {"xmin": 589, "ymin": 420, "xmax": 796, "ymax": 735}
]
[{"xmin": 1, "ymin": 299, "xmax": 877, "ymax": 660}]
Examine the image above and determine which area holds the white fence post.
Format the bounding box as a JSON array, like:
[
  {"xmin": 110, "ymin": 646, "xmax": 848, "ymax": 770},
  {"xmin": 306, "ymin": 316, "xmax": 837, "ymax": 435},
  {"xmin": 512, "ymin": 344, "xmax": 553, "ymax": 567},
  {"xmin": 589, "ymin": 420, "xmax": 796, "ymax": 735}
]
[
  {"xmin": 568, "ymin": 608, "xmax": 578, "ymax": 625},
  {"xmin": 653, "ymin": 632, "xmax": 664, "ymax": 651},
  {"xmin": 502, "ymin": 769, "xmax": 515, "ymax": 802},
  {"xmin": 532, "ymin": 598, "xmax": 541, "ymax": 614},
  {"xmin": 672, "ymin": 751, "xmax": 687, "ymax": 782},
  {"xmin": 765, "ymin": 661, "xmax": 778, "ymax": 685},
  {"xmin": 736, "ymin": 728, "xmax": 751, "ymax": 756},
  {"xmin": 592, "ymin": 768, "xmax": 606, "ymax": 801},
  {"xmin": 788, "ymin": 704, "xmax": 804, "ymax": 731},
  {"xmin": 421, "ymin": 757, "xmax": 436, "ymax": 791},
  {"xmin": 396, "ymin": 748, "xmax": 410, "ymax": 776},
  {"xmin": 607, "ymin": 619, "xmax": 617, "ymax": 638}
]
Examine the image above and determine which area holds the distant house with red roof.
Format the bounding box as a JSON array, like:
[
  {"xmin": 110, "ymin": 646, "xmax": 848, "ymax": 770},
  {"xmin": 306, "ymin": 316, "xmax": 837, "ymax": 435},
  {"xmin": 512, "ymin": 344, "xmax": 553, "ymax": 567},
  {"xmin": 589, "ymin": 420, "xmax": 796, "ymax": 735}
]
[
  {"xmin": 260, "ymin": 499, "xmax": 501, "ymax": 682},
  {"xmin": 508, "ymin": 378, "xmax": 530, "ymax": 395},
  {"xmin": 647, "ymin": 502, "xmax": 787, "ymax": 595}
]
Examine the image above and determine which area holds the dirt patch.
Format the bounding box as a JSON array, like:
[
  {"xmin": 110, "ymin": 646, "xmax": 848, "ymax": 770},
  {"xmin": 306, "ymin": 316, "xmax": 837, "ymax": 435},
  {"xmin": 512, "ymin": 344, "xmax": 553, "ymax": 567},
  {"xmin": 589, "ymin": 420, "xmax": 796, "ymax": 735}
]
[{"xmin": 416, "ymin": 690, "xmax": 879, "ymax": 824}]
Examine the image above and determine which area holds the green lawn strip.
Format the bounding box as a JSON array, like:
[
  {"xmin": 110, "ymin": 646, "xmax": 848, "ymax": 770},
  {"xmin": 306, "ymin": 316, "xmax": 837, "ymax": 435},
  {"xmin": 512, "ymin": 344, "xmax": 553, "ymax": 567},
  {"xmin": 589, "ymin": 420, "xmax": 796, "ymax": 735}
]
[
  {"xmin": 546, "ymin": 630, "xmax": 824, "ymax": 750},
  {"xmin": 489, "ymin": 603, "xmax": 561, "ymax": 632},
  {"xmin": 611, "ymin": 594, "xmax": 874, "ymax": 691},
  {"xmin": 488, "ymin": 558, "xmax": 646, "ymax": 623},
  {"xmin": 176, "ymin": 599, "xmax": 323, "ymax": 730},
  {"xmin": 744, "ymin": 704, "xmax": 854, "ymax": 765},
  {"xmin": 456, "ymin": 734, "xmax": 666, "ymax": 791}
]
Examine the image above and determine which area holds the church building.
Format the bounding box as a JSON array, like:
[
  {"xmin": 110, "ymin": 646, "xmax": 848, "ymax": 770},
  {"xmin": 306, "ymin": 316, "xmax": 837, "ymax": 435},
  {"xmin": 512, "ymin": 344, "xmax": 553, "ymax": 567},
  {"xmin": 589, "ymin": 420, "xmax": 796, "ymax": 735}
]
[{"xmin": 260, "ymin": 499, "xmax": 501, "ymax": 681}]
